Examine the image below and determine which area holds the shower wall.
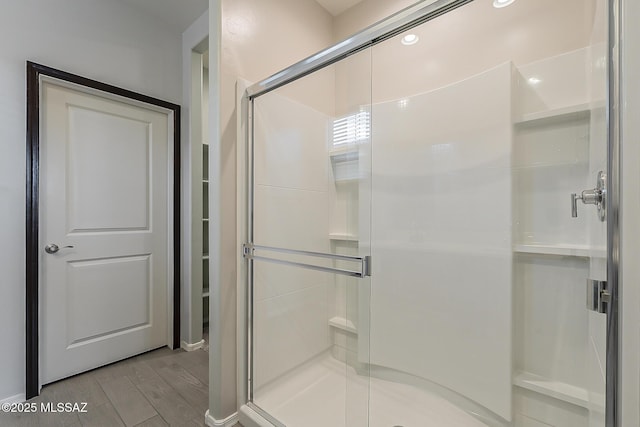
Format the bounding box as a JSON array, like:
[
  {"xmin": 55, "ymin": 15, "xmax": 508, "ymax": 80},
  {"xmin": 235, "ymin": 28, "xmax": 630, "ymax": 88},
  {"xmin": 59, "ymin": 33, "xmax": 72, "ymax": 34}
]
[
  {"xmin": 252, "ymin": 89, "xmax": 333, "ymax": 389},
  {"xmin": 369, "ymin": 62, "xmax": 515, "ymax": 420}
]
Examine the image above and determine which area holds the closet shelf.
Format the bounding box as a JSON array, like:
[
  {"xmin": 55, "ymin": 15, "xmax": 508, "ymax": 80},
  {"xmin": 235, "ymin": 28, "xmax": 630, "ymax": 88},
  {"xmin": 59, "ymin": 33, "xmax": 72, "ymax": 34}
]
[
  {"xmin": 513, "ymin": 244, "xmax": 606, "ymax": 258},
  {"xmin": 515, "ymin": 101, "xmax": 604, "ymax": 125},
  {"xmin": 203, "ymin": 255, "xmax": 209, "ymax": 260},
  {"xmin": 329, "ymin": 233, "xmax": 358, "ymax": 242},
  {"xmin": 514, "ymin": 372, "xmax": 589, "ymax": 409},
  {"xmin": 329, "ymin": 316, "xmax": 357, "ymax": 334}
]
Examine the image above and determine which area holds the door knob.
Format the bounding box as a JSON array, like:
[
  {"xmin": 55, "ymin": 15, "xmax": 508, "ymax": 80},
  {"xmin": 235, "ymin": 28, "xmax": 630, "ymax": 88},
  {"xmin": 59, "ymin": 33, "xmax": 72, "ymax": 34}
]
[
  {"xmin": 571, "ymin": 171, "xmax": 606, "ymax": 221},
  {"xmin": 44, "ymin": 244, "xmax": 74, "ymax": 254}
]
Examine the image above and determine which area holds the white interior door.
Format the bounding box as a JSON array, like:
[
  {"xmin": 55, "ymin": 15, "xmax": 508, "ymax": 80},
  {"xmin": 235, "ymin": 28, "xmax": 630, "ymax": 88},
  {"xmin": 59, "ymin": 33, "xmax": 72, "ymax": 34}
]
[{"xmin": 40, "ymin": 79, "xmax": 170, "ymax": 385}]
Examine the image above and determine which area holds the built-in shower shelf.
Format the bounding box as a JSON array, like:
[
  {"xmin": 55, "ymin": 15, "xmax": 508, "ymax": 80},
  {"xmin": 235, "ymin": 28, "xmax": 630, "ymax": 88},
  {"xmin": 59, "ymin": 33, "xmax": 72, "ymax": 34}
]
[
  {"xmin": 514, "ymin": 372, "xmax": 589, "ymax": 409},
  {"xmin": 515, "ymin": 101, "xmax": 604, "ymax": 125},
  {"xmin": 513, "ymin": 244, "xmax": 606, "ymax": 258},
  {"xmin": 330, "ymin": 146, "xmax": 360, "ymax": 182},
  {"xmin": 329, "ymin": 316, "xmax": 357, "ymax": 334},
  {"xmin": 329, "ymin": 145, "xmax": 360, "ymax": 157},
  {"xmin": 329, "ymin": 233, "xmax": 358, "ymax": 242}
]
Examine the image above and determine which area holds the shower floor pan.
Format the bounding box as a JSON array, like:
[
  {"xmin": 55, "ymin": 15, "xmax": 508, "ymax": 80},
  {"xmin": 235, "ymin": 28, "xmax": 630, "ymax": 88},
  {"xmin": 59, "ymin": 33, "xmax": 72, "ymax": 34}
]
[{"xmin": 253, "ymin": 352, "xmax": 489, "ymax": 427}]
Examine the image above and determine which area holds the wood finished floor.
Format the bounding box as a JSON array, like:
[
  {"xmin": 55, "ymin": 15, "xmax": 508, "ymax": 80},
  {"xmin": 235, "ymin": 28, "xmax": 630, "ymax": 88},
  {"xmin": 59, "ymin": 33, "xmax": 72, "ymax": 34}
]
[{"xmin": 0, "ymin": 344, "xmax": 240, "ymax": 427}]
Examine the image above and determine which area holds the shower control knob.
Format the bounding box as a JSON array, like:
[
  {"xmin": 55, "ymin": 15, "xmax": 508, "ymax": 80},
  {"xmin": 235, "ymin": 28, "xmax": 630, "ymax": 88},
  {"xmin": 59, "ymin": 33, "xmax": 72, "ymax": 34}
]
[{"xmin": 571, "ymin": 171, "xmax": 606, "ymax": 221}]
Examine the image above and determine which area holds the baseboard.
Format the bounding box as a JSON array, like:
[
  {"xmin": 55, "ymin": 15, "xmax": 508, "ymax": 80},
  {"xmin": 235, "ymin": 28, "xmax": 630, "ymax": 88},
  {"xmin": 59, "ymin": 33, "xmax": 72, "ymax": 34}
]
[
  {"xmin": 181, "ymin": 339, "xmax": 205, "ymax": 352},
  {"xmin": 0, "ymin": 393, "xmax": 25, "ymax": 405},
  {"xmin": 205, "ymin": 409, "xmax": 239, "ymax": 426}
]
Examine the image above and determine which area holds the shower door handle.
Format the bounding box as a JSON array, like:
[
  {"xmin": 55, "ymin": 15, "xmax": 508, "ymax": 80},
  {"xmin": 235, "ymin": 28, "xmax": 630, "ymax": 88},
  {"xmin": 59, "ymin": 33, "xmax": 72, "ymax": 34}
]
[{"xmin": 243, "ymin": 243, "xmax": 371, "ymax": 278}]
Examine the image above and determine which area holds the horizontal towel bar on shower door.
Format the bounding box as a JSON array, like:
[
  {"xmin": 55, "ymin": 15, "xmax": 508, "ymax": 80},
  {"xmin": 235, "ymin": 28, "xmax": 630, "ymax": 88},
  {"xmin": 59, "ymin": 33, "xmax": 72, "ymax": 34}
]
[{"xmin": 242, "ymin": 243, "xmax": 371, "ymax": 278}]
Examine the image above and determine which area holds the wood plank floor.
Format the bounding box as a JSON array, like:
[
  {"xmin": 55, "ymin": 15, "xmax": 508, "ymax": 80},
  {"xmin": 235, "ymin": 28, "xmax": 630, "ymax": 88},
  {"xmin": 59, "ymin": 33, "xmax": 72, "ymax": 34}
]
[{"xmin": 0, "ymin": 342, "xmax": 241, "ymax": 427}]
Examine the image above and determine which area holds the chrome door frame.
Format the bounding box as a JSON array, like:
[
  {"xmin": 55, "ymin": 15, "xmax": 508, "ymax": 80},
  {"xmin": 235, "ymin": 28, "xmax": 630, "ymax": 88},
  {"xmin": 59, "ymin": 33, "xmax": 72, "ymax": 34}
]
[
  {"xmin": 606, "ymin": 0, "xmax": 622, "ymax": 425},
  {"xmin": 241, "ymin": 0, "xmax": 623, "ymax": 425}
]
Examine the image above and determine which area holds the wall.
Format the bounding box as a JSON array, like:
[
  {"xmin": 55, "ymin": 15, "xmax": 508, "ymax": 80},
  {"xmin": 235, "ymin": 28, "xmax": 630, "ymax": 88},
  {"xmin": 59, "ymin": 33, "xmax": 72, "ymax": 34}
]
[
  {"xmin": 217, "ymin": 0, "xmax": 334, "ymax": 418},
  {"xmin": 182, "ymin": 11, "xmax": 208, "ymax": 350},
  {"xmin": 369, "ymin": 62, "xmax": 514, "ymax": 421},
  {"xmin": 333, "ymin": 0, "xmax": 417, "ymax": 42},
  {"xmin": 0, "ymin": 0, "xmax": 181, "ymax": 402},
  {"xmin": 251, "ymin": 89, "xmax": 333, "ymax": 390},
  {"xmin": 336, "ymin": 0, "xmax": 596, "ymax": 104}
]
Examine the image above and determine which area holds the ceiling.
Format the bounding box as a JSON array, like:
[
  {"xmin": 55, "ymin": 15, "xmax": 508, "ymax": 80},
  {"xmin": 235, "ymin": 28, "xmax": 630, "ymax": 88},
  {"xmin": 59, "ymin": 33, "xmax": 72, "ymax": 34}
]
[
  {"xmin": 116, "ymin": 0, "xmax": 366, "ymax": 33},
  {"xmin": 315, "ymin": 0, "xmax": 366, "ymax": 16},
  {"xmin": 118, "ymin": 0, "xmax": 208, "ymax": 33}
]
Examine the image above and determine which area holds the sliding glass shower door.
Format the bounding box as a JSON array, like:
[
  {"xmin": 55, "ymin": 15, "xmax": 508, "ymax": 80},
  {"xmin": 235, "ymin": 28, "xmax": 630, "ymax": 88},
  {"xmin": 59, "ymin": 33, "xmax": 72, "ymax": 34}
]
[
  {"xmin": 245, "ymin": 51, "xmax": 372, "ymax": 427},
  {"xmin": 367, "ymin": 0, "xmax": 609, "ymax": 425},
  {"xmin": 244, "ymin": 0, "xmax": 613, "ymax": 426}
]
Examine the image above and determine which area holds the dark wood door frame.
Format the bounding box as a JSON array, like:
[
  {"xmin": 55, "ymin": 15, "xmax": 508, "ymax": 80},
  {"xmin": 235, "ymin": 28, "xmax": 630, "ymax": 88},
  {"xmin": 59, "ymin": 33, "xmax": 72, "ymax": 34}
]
[{"xmin": 26, "ymin": 62, "xmax": 181, "ymax": 399}]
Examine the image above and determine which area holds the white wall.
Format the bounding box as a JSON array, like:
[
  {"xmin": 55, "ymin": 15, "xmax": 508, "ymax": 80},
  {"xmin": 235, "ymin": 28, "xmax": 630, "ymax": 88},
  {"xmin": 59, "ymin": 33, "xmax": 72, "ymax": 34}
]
[
  {"xmin": 337, "ymin": 0, "xmax": 596, "ymax": 105},
  {"xmin": 370, "ymin": 63, "xmax": 514, "ymax": 421},
  {"xmin": 251, "ymin": 91, "xmax": 332, "ymax": 390},
  {"xmin": 183, "ymin": 15, "xmax": 207, "ymax": 350},
  {"xmin": 0, "ymin": 0, "xmax": 181, "ymax": 401}
]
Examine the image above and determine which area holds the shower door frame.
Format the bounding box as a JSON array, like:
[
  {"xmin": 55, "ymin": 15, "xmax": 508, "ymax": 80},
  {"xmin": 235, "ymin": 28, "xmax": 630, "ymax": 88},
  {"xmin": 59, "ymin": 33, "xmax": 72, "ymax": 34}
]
[{"xmin": 236, "ymin": 0, "xmax": 623, "ymax": 425}]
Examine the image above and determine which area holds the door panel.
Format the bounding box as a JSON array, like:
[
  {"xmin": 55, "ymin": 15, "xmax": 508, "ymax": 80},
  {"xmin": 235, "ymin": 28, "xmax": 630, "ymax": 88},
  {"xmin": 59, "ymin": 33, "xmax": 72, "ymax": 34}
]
[
  {"xmin": 67, "ymin": 106, "xmax": 150, "ymax": 231},
  {"xmin": 66, "ymin": 255, "xmax": 151, "ymax": 346},
  {"xmin": 248, "ymin": 50, "xmax": 372, "ymax": 427},
  {"xmin": 41, "ymin": 81, "xmax": 169, "ymax": 384},
  {"xmin": 367, "ymin": 0, "xmax": 609, "ymax": 425}
]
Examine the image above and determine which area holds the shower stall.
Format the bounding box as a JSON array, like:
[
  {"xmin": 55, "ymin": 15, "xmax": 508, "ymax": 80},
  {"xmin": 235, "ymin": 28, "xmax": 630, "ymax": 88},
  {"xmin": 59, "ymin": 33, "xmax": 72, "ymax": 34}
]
[{"xmin": 237, "ymin": 0, "xmax": 617, "ymax": 425}]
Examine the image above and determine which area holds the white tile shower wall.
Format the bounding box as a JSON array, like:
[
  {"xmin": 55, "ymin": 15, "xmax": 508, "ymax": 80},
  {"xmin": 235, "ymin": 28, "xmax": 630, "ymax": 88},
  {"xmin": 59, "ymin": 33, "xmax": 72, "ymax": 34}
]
[
  {"xmin": 369, "ymin": 63, "xmax": 514, "ymax": 421},
  {"xmin": 328, "ymin": 180, "xmax": 359, "ymax": 238},
  {"xmin": 513, "ymin": 117, "xmax": 591, "ymax": 246},
  {"xmin": 251, "ymin": 89, "xmax": 333, "ymax": 390},
  {"xmin": 513, "ymin": 255, "xmax": 589, "ymax": 387},
  {"xmin": 253, "ymin": 96, "xmax": 330, "ymax": 194},
  {"xmin": 329, "ymin": 241, "xmax": 360, "ymax": 327},
  {"xmin": 515, "ymin": 389, "xmax": 587, "ymax": 427},
  {"xmin": 253, "ymin": 186, "xmax": 330, "ymax": 254},
  {"xmin": 516, "ymin": 48, "xmax": 593, "ymax": 117},
  {"xmin": 253, "ymin": 284, "xmax": 330, "ymax": 389}
]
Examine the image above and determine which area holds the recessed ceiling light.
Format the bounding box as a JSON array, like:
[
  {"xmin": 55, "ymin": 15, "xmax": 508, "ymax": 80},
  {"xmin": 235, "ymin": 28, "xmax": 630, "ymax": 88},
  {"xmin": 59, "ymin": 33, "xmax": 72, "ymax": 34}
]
[
  {"xmin": 528, "ymin": 77, "xmax": 542, "ymax": 85},
  {"xmin": 401, "ymin": 34, "xmax": 419, "ymax": 46},
  {"xmin": 493, "ymin": 0, "xmax": 515, "ymax": 8}
]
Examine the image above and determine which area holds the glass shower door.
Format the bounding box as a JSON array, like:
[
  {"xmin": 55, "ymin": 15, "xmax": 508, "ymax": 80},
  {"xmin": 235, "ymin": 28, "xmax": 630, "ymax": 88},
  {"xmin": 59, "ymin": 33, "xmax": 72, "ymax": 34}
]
[
  {"xmin": 367, "ymin": 0, "xmax": 610, "ymax": 426},
  {"xmin": 246, "ymin": 50, "xmax": 372, "ymax": 427}
]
